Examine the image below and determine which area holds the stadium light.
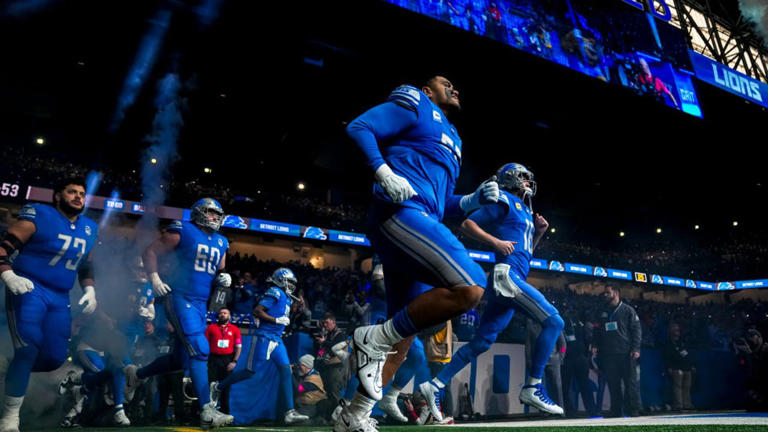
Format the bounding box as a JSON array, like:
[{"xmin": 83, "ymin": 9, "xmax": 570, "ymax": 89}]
[
  {"xmin": 656, "ymin": 228, "xmax": 662, "ymax": 234},
  {"xmin": 150, "ymin": 158, "xmax": 157, "ymax": 164},
  {"xmin": 35, "ymin": 137, "xmax": 45, "ymax": 145},
  {"xmin": 203, "ymin": 167, "xmax": 212, "ymax": 174},
  {"xmin": 733, "ymin": 221, "xmax": 738, "ymax": 227},
  {"xmin": 297, "ymin": 182, "xmax": 305, "ymax": 191},
  {"xmin": 550, "ymin": 228, "xmax": 556, "ymax": 233},
  {"xmin": 619, "ymin": 231, "xmax": 625, "ymax": 237},
  {"xmin": 695, "ymin": 225, "xmax": 700, "ymax": 230}
]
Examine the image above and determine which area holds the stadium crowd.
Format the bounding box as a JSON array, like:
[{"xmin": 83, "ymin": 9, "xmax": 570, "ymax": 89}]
[
  {"xmin": 2, "ymin": 145, "xmax": 766, "ymax": 283},
  {"xmin": 47, "ymin": 249, "xmax": 767, "ymax": 426}
]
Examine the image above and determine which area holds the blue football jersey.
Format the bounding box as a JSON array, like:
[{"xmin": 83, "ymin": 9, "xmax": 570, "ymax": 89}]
[
  {"xmin": 12, "ymin": 203, "xmax": 98, "ymax": 292},
  {"xmin": 254, "ymin": 286, "xmax": 291, "ymax": 340},
  {"xmin": 378, "ymin": 85, "xmax": 462, "ymax": 220},
  {"xmin": 469, "ymin": 190, "xmax": 534, "ymax": 276},
  {"xmin": 163, "ymin": 220, "xmax": 229, "ymax": 301}
]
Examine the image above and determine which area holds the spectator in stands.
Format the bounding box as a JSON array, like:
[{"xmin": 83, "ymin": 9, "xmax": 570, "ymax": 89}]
[
  {"xmin": 344, "ymin": 289, "xmax": 371, "ymax": 327},
  {"xmin": 593, "ymin": 285, "xmax": 642, "ymax": 417},
  {"xmin": 293, "ymin": 354, "xmax": 327, "ymax": 420},
  {"xmin": 205, "ymin": 308, "xmax": 242, "ymax": 414},
  {"xmin": 231, "ymin": 272, "xmax": 260, "ymax": 315},
  {"xmin": 734, "ymin": 328, "xmax": 768, "ymax": 411},
  {"xmin": 663, "ymin": 322, "xmax": 695, "ymax": 411},
  {"xmin": 289, "ymin": 289, "xmax": 312, "ymax": 334},
  {"xmin": 313, "ymin": 312, "xmax": 347, "ymax": 421}
]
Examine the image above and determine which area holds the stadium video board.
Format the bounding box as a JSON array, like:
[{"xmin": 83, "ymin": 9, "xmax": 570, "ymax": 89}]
[{"xmin": 383, "ymin": 0, "xmax": 702, "ymax": 117}]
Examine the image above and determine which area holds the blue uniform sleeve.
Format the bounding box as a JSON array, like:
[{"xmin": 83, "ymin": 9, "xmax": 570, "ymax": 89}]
[
  {"xmin": 444, "ymin": 195, "xmax": 464, "ymax": 218},
  {"xmin": 166, "ymin": 220, "xmax": 183, "ymax": 233},
  {"xmin": 260, "ymin": 295, "xmax": 277, "ymax": 309},
  {"xmin": 468, "ymin": 202, "xmax": 507, "ymax": 227},
  {"xmin": 17, "ymin": 204, "xmax": 38, "ymax": 223},
  {"xmin": 260, "ymin": 287, "xmax": 281, "ymax": 309},
  {"xmin": 346, "ymin": 100, "xmax": 419, "ymax": 171}
]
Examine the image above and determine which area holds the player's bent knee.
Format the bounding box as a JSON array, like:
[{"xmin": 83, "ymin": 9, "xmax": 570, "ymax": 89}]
[
  {"xmin": 33, "ymin": 352, "xmax": 66, "ymax": 372},
  {"xmin": 544, "ymin": 314, "xmax": 565, "ymax": 332},
  {"xmin": 456, "ymin": 284, "xmax": 484, "ymax": 310}
]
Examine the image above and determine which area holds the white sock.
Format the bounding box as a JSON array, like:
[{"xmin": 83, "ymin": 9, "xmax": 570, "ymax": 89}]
[
  {"xmin": 432, "ymin": 378, "xmax": 446, "ymax": 389},
  {"xmin": 115, "ymin": 404, "xmax": 123, "ymax": 411},
  {"xmin": 526, "ymin": 376, "xmax": 542, "ymax": 386},
  {"xmin": 382, "ymin": 386, "xmax": 401, "ymax": 404},
  {"xmin": 1, "ymin": 395, "xmax": 23, "ymax": 417},
  {"xmin": 369, "ymin": 320, "xmax": 402, "ymax": 347},
  {"xmin": 347, "ymin": 392, "xmax": 376, "ymax": 418}
]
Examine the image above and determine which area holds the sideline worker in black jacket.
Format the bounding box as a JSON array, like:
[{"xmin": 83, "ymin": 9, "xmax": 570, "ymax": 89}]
[{"xmin": 593, "ymin": 285, "xmax": 642, "ymax": 417}]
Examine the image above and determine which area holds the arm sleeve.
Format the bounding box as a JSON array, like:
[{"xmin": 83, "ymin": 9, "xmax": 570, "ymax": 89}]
[
  {"xmin": 259, "ymin": 296, "xmax": 277, "ymax": 309},
  {"xmin": 234, "ymin": 326, "xmax": 242, "ymax": 346},
  {"xmin": 467, "ymin": 202, "xmax": 507, "ymax": 226},
  {"xmin": 17, "ymin": 204, "xmax": 38, "ymax": 224},
  {"xmin": 346, "ymin": 102, "xmax": 419, "ymax": 171}
]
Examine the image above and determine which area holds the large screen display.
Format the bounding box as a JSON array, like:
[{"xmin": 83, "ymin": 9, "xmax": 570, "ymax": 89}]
[{"xmin": 383, "ymin": 0, "xmax": 702, "ymax": 117}]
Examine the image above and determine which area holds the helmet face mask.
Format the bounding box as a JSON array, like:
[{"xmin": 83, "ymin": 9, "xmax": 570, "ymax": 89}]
[
  {"xmin": 268, "ymin": 267, "xmax": 298, "ymax": 295},
  {"xmin": 191, "ymin": 198, "xmax": 225, "ymax": 231},
  {"xmin": 497, "ymin": 163, "xmax": 537, "ymax": 198}
]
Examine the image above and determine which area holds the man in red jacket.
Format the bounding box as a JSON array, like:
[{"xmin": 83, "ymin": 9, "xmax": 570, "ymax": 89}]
[{"xmin": 205, "ymin": 308, "xmax": 242, "ymax": 414}]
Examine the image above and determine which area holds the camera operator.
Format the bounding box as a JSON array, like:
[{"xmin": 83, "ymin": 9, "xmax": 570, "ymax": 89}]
[
  {"xmin": 313, "ymin": 312, "xmax": 347, "ymax": 421},
  {"xmin": 293, "ymin": 354, "xmax": 327, "ymax": 420}
]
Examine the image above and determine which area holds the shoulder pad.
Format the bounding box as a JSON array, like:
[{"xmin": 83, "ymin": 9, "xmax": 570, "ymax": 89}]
[
  {"xmin": 166, "ymin": 220, "xmax": 183, "ymax": 232},
  {"xmin": 387, "ymin": 85, "xmax": 422, "ymax": 112},
  {"xmin": 266, "ymin": 287, "xmax": 282, "ymax": 299},
  {"xmin": 18, "ymin": 204, "xmax": 38, "ymax": 222}
]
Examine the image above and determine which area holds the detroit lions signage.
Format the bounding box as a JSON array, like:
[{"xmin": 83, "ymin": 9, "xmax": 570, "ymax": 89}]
[{"xmin": 689, "ymin": 51, "xmax": 768, "ymax": 108}]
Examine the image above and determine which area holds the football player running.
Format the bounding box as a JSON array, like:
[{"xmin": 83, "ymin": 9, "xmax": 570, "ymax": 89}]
[
  {"xmin": 339, "ymin": 76, "xmax": 499, "ymax": 431},
  {"xmin": 422, "ymin": 163, "xmax": 565, "ymax": 415},
  {"xmin": 208, "ymin": 267, "xmax": 309, "ymax": 425},
  {"xmin": 123, "ymin": 198, "xmax": 234, "ymax": 428},
  {"xmin": 0, "ymin": 177, "xmax": 99, "ymax": 432}
]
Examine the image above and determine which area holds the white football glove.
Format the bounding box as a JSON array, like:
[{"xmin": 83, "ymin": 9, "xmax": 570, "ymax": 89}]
[
  {"xmin": 214, "ymin": 272, "xmax": 232, "ymax": 288},
  {"xmin": 1, "ymin": 270, "xmax": 34, "ymax": 295},
  {"xmin": 78, "ymin": 285, "xmax": 98, "ymax": 314},
  {"xmin": 150, "ymin": 272, "xmax": 171, "ymax": 297},
  {"xmin": 459, "ymin": 176, "xmax": 500, "ymax": 213},
  {"xmin": 375, "ymin": 164, "xmax": 418, "ymax": 203},
  {"xmin": 139, "ymin": 303, "xmax": 156, "ymax": 320},
  {"xmin": 275, "ymin": 316, "xmax": 290, "ymax": 325}
]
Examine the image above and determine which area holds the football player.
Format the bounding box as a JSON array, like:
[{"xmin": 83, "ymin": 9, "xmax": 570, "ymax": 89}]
[
  {"xmin": 0, "ymin": 177, "xmax": 99, "ymax": 432},
  {"xmin": 209, "ymin": 268, "xmax": 309, "ymax": 424},
  {"xmin": 340, "ymin": 76, "xmax": 499, "ymax": 431},
  {"xmin": 422, "ymin": 163, "xmax": 565, "ymax": 415},
  {"xmin": 123, "ymin": 198, "xmax": 234, "ymax": 428}
]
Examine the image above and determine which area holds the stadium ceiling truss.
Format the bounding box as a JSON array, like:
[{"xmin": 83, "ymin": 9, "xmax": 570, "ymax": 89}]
[{"xmin": 665, "ymin": 0, "xmax": 768, "ymax": 83}]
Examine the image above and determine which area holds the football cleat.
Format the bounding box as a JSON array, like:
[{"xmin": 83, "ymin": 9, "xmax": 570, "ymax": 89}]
[
  {"xmin": 122, "ymin": 364, "xmax": 141, "ymax": 402},
  {"xmin": 519, "ymin": 383, "xmax": 564, "ymax": 415},
  {"xmin": 378, "ymin": 397, "xmax": 408, "ymax": 423},
  {"xmin": 333, "ymin": 406, "xmax": 378, "ymax": 432},
  {"xmin": 200, "ymin": 402, "xmax": 234, "ymax": 428},
  {"xmin": 58, "ymin": 370, "xmax": 81, "ymax": 395},
  {"xmin": 284, "ymin": 409, "xmax": 309, "ymax": 424},
  {"xmin": 418, "ymin": 381, "xmax": 444, "ymax": 422},
  {"xmin": 113, "ymin": 408, "xmax": 131, "ymax": 426},
  {"xmin": 352, "ymin": 325, "xmax": 392, "ymax": 401}
]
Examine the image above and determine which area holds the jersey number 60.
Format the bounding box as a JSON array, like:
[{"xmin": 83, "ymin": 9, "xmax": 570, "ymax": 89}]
[{"xmin": 194, "ymin": 244, "xmax": 221, "ymax": 275}]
